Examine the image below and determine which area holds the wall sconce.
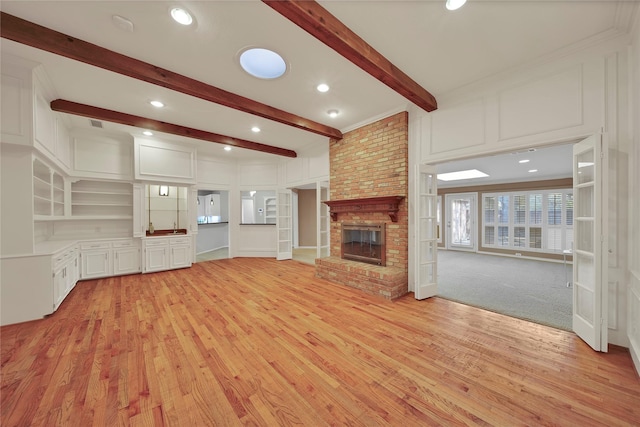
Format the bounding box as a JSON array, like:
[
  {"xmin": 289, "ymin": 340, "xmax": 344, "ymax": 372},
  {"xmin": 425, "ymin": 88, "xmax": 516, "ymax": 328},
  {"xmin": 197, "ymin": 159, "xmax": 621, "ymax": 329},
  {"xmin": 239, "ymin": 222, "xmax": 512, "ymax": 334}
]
[
  {"xmin": 159, "ymin": 185, "xmax": 169, "ymax": 196},
  {"xmin": 210, "ymin": 199, "xmax": 214, "ymax": 205}
]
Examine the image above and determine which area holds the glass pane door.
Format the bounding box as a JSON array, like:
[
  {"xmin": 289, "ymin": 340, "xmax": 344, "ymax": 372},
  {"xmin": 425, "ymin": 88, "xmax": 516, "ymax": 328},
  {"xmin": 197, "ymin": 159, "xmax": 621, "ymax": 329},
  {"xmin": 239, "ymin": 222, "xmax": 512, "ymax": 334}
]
[
  {"xmin": 446, "ymin": 193, "xmax": 477, "ymax": 251},
  {"xmin": 415, "ymin": 164, "xmax": 438, "ymax": 300},
  {"xmin": 572, "ymin": 134, "xmax": 607, "ymax": 351},
  {"xmin": 276, "ymin": 189, "xmax": 292, "ymax": 261}
]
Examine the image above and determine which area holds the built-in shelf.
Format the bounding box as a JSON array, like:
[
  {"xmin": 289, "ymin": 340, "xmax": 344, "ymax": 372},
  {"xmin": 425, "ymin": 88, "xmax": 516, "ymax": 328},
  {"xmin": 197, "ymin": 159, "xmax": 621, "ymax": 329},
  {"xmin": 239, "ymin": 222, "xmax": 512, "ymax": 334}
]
[
  {"xmin": 32, "ymin": 157, "xmax": 65, "ymax": 218},
  {"xmin": 265, "ymin": 197, "xmax": 276, "ymax": 224},
  {"xmin": 71, "ymin": 180, "xmax": 133, "ymax": 219},
  {"xmin": 323, "ymin": 196, "xmax": 405, "ymax": 222}
]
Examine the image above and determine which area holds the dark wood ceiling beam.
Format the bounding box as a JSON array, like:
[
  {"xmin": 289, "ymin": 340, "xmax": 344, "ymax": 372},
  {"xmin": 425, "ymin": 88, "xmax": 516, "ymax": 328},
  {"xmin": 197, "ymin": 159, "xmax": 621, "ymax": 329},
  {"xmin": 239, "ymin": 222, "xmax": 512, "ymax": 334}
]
[
  {"xmin": 50, "ymin": 99, "xmax": 297, "ymax": 158},
  {"xmin": 262, "ymin": 0, "xmax": 437, "ymax": 112},
  {"xmin": 1, "ymin": 11, "xmax": 342, "ymax": 140}
]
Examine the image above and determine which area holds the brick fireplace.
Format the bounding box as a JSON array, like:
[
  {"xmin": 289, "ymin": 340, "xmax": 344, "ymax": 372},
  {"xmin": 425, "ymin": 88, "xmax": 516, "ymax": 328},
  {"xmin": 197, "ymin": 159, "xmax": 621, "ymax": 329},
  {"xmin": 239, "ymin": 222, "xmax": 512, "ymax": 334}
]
[{"xmin": 315, "ymin": 112, "xmax": 408, "ymax": 299}]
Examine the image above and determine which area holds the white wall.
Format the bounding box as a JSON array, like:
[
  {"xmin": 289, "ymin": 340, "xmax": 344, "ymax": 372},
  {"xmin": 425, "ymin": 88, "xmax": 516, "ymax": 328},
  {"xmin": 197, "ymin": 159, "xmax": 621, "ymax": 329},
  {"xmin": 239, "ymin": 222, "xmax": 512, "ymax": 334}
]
[
  {"xmin": 409, "ymin": 33, "xmax": 634, "ymax": 352},
  {"xmin": 627, "ymin": 9, "xmax": 640, "ymax": 374},
  {"xmin": 196, "ymin": 223, "xmax": 229, "ymax": 254}
]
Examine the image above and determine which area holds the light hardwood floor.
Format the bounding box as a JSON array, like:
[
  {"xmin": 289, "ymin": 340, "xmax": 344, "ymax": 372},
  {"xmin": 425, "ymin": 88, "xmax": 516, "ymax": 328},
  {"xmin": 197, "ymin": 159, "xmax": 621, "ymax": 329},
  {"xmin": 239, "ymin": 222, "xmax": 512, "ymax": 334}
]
[{"xmin": 2, "ymin": 258, "xmax": 639, "ymax": 426}]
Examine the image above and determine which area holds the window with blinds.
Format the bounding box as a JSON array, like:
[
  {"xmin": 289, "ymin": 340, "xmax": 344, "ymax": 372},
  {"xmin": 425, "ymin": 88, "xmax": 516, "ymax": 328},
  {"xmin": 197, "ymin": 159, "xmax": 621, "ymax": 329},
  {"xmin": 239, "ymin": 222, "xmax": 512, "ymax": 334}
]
[{"xmin": 482, "ymin": 189, "xmax": 573, "ymax": 254}]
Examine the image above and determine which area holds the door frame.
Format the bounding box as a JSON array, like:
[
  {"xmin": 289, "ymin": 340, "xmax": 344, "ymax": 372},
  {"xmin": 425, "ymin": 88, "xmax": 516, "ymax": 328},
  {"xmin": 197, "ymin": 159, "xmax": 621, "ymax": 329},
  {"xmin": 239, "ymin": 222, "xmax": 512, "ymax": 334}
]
[
  {"xmin": 445, "ymin": 192, "xmax": 478, "ymax": 252},
  {"xmin": 411, "ymin": 135, "xmax": 608, "ymax": 352}
]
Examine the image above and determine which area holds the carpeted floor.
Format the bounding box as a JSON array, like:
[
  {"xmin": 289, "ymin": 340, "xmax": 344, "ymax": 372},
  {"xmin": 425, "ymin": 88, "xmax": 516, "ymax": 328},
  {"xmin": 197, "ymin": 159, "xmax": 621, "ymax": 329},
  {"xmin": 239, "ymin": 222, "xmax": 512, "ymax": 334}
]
[{"xmin": 437, "ymin": 250, "xmax": 572, "ymax": 331}]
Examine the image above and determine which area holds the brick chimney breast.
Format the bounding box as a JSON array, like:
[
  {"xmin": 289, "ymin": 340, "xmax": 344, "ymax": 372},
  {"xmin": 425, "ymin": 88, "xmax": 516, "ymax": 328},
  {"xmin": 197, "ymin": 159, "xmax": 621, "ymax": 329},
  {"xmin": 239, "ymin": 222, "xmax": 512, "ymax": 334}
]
[{"xmin": 315, "ymin": 112, "xmax": 409, "ymax": 300}]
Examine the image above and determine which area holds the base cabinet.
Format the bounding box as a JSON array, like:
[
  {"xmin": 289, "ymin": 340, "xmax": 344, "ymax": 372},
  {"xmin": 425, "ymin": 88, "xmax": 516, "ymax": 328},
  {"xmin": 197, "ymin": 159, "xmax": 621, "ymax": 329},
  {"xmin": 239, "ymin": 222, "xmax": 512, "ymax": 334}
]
[
  {"xmin": 170, "ymin": 237, "xmax": 191, "ymax": 269},
  {"xmin": 114, "ymin": 244, "xmax": 141, "ymax": 275},
  {"xmin": 53, "ymin": 245, "xmax": 79, "ymax": 311},
  {"xmin": 143, "ymin": 235, "xmax": 192, "ymax": 273},
  {"xmin": 80, "ymin": 239, "xmax": 141, "ymax": 280},
  {"xmin": 144, "ymin": 239, "xmax": 169, "ymax": 273},
  {"xmin": 81, "ymin": 245, "xmax": 110, "ymax": 280},
  {"xmin": 1, "ymin": 243, "xmax": 79, "ymax": 326}
]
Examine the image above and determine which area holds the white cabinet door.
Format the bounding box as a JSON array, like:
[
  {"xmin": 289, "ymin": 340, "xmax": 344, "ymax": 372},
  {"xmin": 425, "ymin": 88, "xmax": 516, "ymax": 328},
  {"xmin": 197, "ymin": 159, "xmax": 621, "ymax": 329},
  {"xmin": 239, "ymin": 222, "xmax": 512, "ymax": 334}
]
[
  {"xmin": 170, "ymin": 245, "xmax": 191, "ymax": 269},
  {"xmin": 114, "ymin": 247, "xmax": 141, "ymax": 275},
  {"xmin": 81, "ymin": 250, "xmax": 111, "ymax": 279},
  {"xmin": 68, "ymin": 256, "xmax": 79, "ymax": 291},
  {"xmin": 145, "ymin": 246, "xmax": 169, "ymax": 272},
  {"xmin": 53, "ymin": 267, "xmax": 66, "ymax": 310}
]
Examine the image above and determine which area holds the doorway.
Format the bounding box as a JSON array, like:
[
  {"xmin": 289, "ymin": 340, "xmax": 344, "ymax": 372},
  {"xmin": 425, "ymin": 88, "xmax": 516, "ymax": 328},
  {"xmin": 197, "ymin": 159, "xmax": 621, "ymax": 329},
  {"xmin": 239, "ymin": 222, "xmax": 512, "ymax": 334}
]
[
  {"xmin": 424, "ymin": 143, "xmax": 577, "ymax": 332},
  {"xmin": 195, "ymin": 189, "xmax": 230, "ymax": 262},
  {"xmin": 445, "ymin": 193, "xmax": 477, "ymax": 251},
  {"xmin": 287, "ymin": 181, "xmax": 330, "ymax": 264}
]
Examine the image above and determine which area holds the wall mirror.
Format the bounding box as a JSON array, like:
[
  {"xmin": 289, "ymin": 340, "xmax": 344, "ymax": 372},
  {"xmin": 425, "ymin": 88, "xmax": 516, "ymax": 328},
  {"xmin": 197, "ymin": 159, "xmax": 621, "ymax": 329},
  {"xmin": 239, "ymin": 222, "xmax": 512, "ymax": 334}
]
[
  {"xmin": 240, "ymin": 190, "xmax": 276, "ymax": 224},
  {"xmin": 147, "ymin": 184, "xmax": 188, "ymax": 232}
]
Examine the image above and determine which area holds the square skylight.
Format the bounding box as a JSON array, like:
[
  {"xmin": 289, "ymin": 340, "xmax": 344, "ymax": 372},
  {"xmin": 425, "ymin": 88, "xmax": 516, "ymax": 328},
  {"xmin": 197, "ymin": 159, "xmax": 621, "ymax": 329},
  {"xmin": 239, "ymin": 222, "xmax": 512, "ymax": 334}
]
[{"xmin": 437, "ymin": 169, "xmax": 489, "ymax": 181}]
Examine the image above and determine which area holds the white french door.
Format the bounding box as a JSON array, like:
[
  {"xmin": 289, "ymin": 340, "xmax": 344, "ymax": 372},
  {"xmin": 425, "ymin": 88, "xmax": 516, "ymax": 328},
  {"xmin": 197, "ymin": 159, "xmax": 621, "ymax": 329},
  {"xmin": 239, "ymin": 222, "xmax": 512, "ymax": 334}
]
[
  {"xmin": 317, "ymin": 181, "xmax": 330, "ymax": 259},
  {"xmin": 414, "ymin": 164, "xmax": 438, "ymax": 300},
  {"xmin": 572, "ymin": 134, "xmax": 608, "ymax": 351},
  {"xmin": 276, "ymin": 189, "xmax": 293, "ymax": 261},
  {"xmin": 445, "ymin": 193, "xmax": 477, "ymax": 251}
]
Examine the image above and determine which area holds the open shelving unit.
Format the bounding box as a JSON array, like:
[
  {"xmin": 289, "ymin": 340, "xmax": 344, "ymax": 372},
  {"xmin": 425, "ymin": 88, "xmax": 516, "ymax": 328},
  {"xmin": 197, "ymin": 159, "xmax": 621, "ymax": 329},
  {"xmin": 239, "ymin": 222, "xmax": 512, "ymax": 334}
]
[
  {"xmin": 265, "ymin": 197, "xmax": 276, "ymax": 224},
  {"xmin": 33, "ymin": 157, "xmax": 65, "ymax": 220},
  {"xmin": 71, "ymin": 180, "xmax": 133, "ymax": 219}
]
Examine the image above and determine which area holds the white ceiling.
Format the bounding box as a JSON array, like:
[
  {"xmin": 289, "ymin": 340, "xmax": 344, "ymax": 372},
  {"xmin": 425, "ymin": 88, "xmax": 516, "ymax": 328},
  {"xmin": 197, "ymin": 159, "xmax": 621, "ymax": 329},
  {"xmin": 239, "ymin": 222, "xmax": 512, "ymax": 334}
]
[
  {"xmin": 0, "ymin": 1, "xmax": 635, "ymax": 169},
  {"xmin": 434, "ymin": 142, "xmax": 575, "ymax": 188}
]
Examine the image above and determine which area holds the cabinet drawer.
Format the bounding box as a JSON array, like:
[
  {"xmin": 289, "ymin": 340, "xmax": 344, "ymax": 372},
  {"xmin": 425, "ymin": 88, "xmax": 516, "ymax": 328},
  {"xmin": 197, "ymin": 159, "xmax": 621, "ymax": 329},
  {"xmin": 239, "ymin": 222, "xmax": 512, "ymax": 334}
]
[
  {"xmin": 112, "ymin": 240, "xmax": 137, "ymax": 248},
  {"xmin": 170, "ymin": 237, "xmax": 190, "ymax": 245},
  {"xmin": 144, "ymin": 238, "xmax": 169, "ymax": 246},
  {"xmin": 80, "ymin": 242, "xmax": 111, "ymax": 250},
  {"xmin": 54, "ymin": 247, "xmax": 78, "ymax": 269}
]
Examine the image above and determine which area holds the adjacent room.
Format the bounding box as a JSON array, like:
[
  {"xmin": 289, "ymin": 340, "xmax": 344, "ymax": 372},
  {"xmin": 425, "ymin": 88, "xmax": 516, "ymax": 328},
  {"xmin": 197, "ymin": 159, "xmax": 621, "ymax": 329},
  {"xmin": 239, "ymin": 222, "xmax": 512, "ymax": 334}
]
[{"xmin": 435, "ymin": 144, "xmax": 575, "ymax": 330}]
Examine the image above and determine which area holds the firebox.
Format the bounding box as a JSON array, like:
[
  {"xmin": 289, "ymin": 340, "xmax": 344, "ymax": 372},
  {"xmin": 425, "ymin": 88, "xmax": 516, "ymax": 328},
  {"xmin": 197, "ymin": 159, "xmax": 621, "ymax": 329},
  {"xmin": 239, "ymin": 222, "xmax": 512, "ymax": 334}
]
[{"xmin": 341, "ymin": 223, "xmax": 386, "ymax": 266}]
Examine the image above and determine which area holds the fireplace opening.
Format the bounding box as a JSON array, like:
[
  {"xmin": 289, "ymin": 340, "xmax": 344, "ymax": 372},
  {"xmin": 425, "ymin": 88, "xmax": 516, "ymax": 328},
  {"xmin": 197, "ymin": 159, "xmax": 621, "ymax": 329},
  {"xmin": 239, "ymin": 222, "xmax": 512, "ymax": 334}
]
[{"xmin": 341, "ymin": 223, "xmax": 386, "ymax": 266}]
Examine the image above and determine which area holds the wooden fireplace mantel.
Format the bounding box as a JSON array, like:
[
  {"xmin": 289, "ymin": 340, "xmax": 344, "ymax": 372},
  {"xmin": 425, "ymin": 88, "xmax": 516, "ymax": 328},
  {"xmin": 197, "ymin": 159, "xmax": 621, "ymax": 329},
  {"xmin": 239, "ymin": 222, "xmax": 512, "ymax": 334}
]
[{"xmin": 323, "ymin": 196, "xmax": 405, "ymax": 222}]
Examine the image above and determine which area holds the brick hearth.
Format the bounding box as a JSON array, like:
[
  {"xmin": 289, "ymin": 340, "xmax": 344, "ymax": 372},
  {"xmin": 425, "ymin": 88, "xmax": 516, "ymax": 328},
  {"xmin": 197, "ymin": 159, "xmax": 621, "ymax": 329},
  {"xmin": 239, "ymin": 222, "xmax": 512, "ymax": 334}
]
[
  {"xmin": 315, "ymin": 257, "xmax": 408, "ymax": 300},
  {"xmin": 315, "ymin": 112, "xmax": 409, "ymax": 300}
]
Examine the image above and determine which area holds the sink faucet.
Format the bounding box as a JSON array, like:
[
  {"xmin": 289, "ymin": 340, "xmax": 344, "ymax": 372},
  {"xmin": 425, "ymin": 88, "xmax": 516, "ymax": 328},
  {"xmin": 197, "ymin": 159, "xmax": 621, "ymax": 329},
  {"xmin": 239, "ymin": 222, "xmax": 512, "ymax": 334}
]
[{"xmin": 173, "ymin": 222, "xmax": 177, "ymax": 233}]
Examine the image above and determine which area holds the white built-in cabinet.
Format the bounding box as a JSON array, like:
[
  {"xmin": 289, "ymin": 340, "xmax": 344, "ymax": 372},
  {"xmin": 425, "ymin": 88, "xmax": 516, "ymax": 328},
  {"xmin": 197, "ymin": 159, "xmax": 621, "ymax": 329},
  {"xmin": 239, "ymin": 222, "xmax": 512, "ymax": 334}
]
[
  {"xmin": 144, "ymin": 238, "xmax": 169, "ymax": 273},
  {"xmin": 113, "ymin": 241, "xmax": 141, "ymax": 275},
  {"xmin": 134, "ymin": 137, "xmax": 197, "ymax": 184},
  {"xmin": 79, "ymin": 239, "xmax": 141, "ymax": 280},
  {"xmin": 53, "ymin": 245, "xmax": 79, "ymax": 310},
  {"xmin": 142, "ymin": 236, "xmax": 192, "ymax": 273},
  {"xmin": 1, "ymin": 242, "xmax": 79, "ymax": 326}
]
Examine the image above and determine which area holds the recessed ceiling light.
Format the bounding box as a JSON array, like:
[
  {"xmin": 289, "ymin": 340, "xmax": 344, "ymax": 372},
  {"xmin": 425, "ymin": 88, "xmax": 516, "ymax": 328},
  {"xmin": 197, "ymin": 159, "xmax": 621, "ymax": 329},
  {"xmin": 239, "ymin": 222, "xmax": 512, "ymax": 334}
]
[
  {"xmin": 224, "ymin": 146, "xmax": 232, "ymax": 151},
  {"xmin": 446, "ymin": 0, "xmax": 467, "ymax": 11},
  {"xmin": 251, "ymin": 126, "xmax": 261, "ymax": 133},
  {"xmin": 170, "ymin": 8, "xmax": 193, "ymax": 26},
  {"xmin": 528, "ymin": 169, "xmax": 538, "ymax": 173},
  {"xmin": 519, "ymin": 159, "xmax": 530, "ymax": 164},
  {"xmin": 327, "ymin": 109, "xmax": 339, "ymax": 118},
  {"xmin": 143, "ymin": 130, "xmax": 153, "ymax": 136},
  {"xmin": 437, "ymin": 169, "xmax": 489, "ymax": 181},
  {"xmin": 239, "ymin": 48, "xmax": 287, "ymax": 79},
  {"xmin": 150, "ymin": 100, "xmax": 164, "ymax": 108},
  {"xmin": 317, "ymin": 83, "xmax": 329, "ymax": 93}
]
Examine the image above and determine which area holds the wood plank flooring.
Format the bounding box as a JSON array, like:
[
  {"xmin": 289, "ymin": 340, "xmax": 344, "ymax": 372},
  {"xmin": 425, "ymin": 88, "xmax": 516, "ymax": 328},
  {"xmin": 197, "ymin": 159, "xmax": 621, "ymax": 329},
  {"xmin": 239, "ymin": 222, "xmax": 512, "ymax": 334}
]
[{"xmin": 2, "ymin": 258, "xmax": 639, "ymax": 426}]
